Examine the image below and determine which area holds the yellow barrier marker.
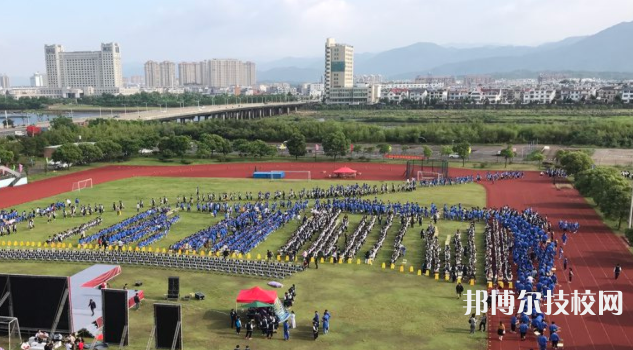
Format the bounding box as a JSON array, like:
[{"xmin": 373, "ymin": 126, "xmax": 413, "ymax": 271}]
[
  {"xmin": 417, "ymin": 269, "xmax": 422, "ymax": 276},
  {"xmin": 247, "ymin": 253, "xmax": 251, "ymax": 259},
  {"xmin": 425, "ymin": 270, "xmax": 430, "ymax": 276},
  {"xmin": 470, "ymin": 279, "xmax": 475, "ymax": 286},
  {"xmin": 357, "ymin": 259, "xmax": 361, "ymax": 265},
  {"xmin": 399, "ymin": 266, "xmax": 404, "ymax": 273},
  {"xmin": 257, "ymin": 254, "xmax": 261, "ymax": 260},
  {"xmin": 390, "ymin": 263, "xmax": 395, "ymax": 270},
  {"xmin": 409, "ymin": 266, "xmax": 414, "ymax": 273},
  {"xmin": 277, "ymin": 255, "xmax": 281, "ymax": 261},
  {"xmin": 434, "ymin": 273, "xmax": 439, "ymax": 280},
  {"xmin": 320, "ymin": 257, "xmax": 325, "ymax": 264}
]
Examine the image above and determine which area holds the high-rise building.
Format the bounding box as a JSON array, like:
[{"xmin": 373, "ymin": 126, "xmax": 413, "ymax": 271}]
[
  {"xmin": 0, "ymin": 74, "xmax": 10, "ymax": 88},
  {"xmin": 244, "ymin": 61, "xmax": 257, "ymax": 87},
  {"xmin": 159, "ymin": 61, "xmax": 176, "ymax": 88},
  {"xmin": 144, "ymin": 61, "xmax": 161, "ymax": 87},
  {"xmin": 45, "ymin": 43, "xmax": 123, "ymax": 92},
  {"xmin": 30, "ymin": 72, "xmax": 47, "ymax": 87},
  {"xmin": 178, "ymin": 62, "xmax": 199, "ymax": 86},
  {"xmin": 324, "ymin": 38, "xmax": 354, "ymax": 101},
  {"xmin": 200, "ymin": 59, "xmax": 256, "ymax": 88}
]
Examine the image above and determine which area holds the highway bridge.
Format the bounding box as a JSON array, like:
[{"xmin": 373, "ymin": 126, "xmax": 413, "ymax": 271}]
[{"xmin": 1, "ymin": 101, "xmax": 314, "ymax": 137}]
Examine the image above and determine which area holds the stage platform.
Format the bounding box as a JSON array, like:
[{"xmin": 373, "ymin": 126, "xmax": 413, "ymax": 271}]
[{"xmin": 69, "ymin": 264, "xmax": 144, "ymax": 333}]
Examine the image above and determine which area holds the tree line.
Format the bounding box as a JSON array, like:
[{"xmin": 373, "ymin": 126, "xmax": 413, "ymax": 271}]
[{"xmin": 555, "ymin": 150, "xmax": 632, "ymax": 231}]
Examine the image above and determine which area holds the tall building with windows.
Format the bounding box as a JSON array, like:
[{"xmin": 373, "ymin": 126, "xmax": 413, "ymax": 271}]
[
  {"xmin": 0, "ymin": 74, "xmax": 10, "ymax": 88},
  {"xmin": 324, "ymin": 38, "xmax": 372, "ymax": 104},
  {"xmin": 44, "ymin": 43, "xmax": 123, "ymax": 93},
  {"xmin": 199, "ymin": 59, "xmax": 256, "ymax": 88},
  {"xmin": 324, "ymin": 38, "xmax": 354, "ymax": 102},
  {"xmin": 159, "ymin": 61, "xmax": 176, "ymax": 88},
  {"xmin": 144, "ymin": 61, "xmax": 161, "ymax": 87},
  {"xmin": 178, "ymin": 62, "xmax": 199, "ymax": 85}
]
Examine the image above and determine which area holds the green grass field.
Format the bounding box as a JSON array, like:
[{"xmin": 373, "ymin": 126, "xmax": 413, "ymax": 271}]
[{"xmin": 0, "ymin": 177, "xmax": 488, "ymax": 350}]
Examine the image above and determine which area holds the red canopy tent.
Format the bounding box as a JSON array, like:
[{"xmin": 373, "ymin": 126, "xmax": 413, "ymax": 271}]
[
  {"xmin": 332, "ymin": 166, "xmax": 357, "ymax": 178},
  {"xmin": 236, "ymin": 286, "xmax": 278, "ymax": 304}
]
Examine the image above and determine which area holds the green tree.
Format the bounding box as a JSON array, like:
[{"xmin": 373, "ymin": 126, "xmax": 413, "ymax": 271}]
[
  {"xmin": 453, "ymin": 142, "xmax": 471, "ymax": 166},
  {"xmin": 158, "ymin": 135, "xmax": 191, "ymax": 157},
  {"xmin": 286, "ymin": 132, "xmax": 307, "ymax": 160},
  {"xmin": 401, "ymin": 145, "xmax": 410, "ymax": 154},
  {"xmin": 78, "ymin": 143, "xmax": 103, "ymax": 164},
  {"xmin": 52, "ymin": 144, "xmax": 82, "ymax": 166},
  {"xmin": 118, "ymin": 138, "xmax": 141, "ymax": 158},
  {"xmin": 195, "ymin": 142, "xmax": 212, "ymax": 158},
  {"xmin": 559, "ymin": 151, "xmax": 593, "ymax": 175},
  {"xmin": 322, "ymin": 131, "xmax": 350, "ymax": 161},
  {"xmin": 575, "ymin": 168, "xmax": 631, "ymax": 229},
  {"xmin": 249, "ymin": 140, "xmax": 276, "ymax": 158},
  {"xmin": 232, "ymin": 139, "xmax": 251, "ymax": 155},
  {"xmin": 0, "ymin": 149, "xmax": 15, "ymax": 165},
  {"xmin": 526, "ymin": 150, "xmax": 545, "ymax": 165},
  {"xmin": 377, "ymin": 143, "xmax": 391, "ymax": 155},
  {"xmin": 200, "ymin": 134, "xmax": 228, "ymax": 155},
  {"xmin": 440, "ymin": 146, "xmax": 453, "ymax": 157},
  {"xmin": 499, "ymin": 145, "xmax": 515, "ymax": 168},
  {"xmin": 423, "ymin": 145, "xmax": 432, "ymax": 159},
  {"xmin": 50, "ymin": 116, "xmax": 78, "ymax": 132},
  {"xmin": 96, "ymin": 140, "xmax": 124, "ymax": 161},
  {"xmin": 365, "ymin": 146, "xmax": 375, "ymax": 154}
]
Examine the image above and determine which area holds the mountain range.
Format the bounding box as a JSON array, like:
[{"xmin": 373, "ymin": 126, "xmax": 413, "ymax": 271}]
[{"xmin": 257, "ymin": 21, "xmax": 633, "ymax": 83}]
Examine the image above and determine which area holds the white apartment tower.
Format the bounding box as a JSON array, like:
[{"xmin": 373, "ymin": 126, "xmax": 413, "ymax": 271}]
[
  {"xmin": 325, "ymin": 38, "xmax": 354, "ymax": 101},
  {"xmin": 45, "ymin": 43, "xmax": 123, "ymax": 92},
  {"xmin": 30, "ymin": 72, "xmax": 47, "ymax": 87},
  {"xmin": 159, "ymin": 61, "xmax": 176, "ymax": 88},
  {"xmin": 178, "ymin": 62, "xmax": 199, "ymax": 85},
  {"xmin": 201, "ymin": 59, "xmax": 256, "ymax": 88},
  {"xmin": 0, "ymin": 74, "xmax": 9, "ymax": 88},
  {"xmin": 144, "ymin": 61, "xmax": 161, "ymax": 87}
]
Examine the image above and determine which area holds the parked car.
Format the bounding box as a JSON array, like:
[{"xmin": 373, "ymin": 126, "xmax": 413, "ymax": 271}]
[{"xmin": 448, "ymin": 154, "xmax": 460, "ymax": 159}]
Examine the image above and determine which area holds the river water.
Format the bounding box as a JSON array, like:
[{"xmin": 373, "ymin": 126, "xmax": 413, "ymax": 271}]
[{"xmin": 2, "ymin": 111, "xmax": 102, "ymax": 126}]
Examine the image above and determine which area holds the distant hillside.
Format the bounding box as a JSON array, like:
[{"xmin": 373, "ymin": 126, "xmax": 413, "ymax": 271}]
[{"xmin": 257, "ymin": 21, "xmax": 633, "ymax": 82}]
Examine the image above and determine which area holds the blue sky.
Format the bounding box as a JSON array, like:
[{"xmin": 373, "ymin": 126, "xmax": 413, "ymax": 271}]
[{"xmin": 1, "ymin": 0, "xmax": 633, "ymax": 80}]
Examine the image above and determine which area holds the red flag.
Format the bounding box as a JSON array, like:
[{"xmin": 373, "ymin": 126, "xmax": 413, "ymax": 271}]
[{"xmin": 350, "ymin": 144, "xmax": 354, "ymax": 152}]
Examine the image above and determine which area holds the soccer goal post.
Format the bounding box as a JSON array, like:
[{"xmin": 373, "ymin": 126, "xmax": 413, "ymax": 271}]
[
  {"xmin": 72, "ymin": 178, "xmax": 93, "ymax": 192},
  {"xmin": 417, "ymin": 171, "xmax": 443, "ymax": 182},
  {"xmin": 0, "ymin": 316, "xmax": 22, "ymax": 350}
]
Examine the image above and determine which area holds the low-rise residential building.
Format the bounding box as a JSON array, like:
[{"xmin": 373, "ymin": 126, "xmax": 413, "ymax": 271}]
[
  {"xmin": 447, "ymin": 89, "xmax": 470, "ymax": 102},
  {"xmin": 408, "ymin": 89, "xmax": 428, "ymax": 101},
  {"xmin": 596, "ymin": 86, "xmax": 620, "ymax": 103},
  {"xmin": 622, "ymin": 87, "xmax": 633, "ymax": 103},
  {"xmin": 522, "ymin": 89, "xmax": 557, "ymax": 104},
  {"xmin": 383, "ymin": 88, "xmax": 409, "ymax": 103}
]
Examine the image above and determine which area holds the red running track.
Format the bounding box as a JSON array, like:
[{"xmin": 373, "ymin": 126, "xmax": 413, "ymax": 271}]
[
  {"xmin": 1, "ymin": 163, "xmax": 630, "ymax": 349},
  {"xmin": 483, "ymin": 172, "xmax": 633, "ymax": 350},
  {"xmin": 0, "ymin": 162, "xmax": 442, "ymax": 208}
]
